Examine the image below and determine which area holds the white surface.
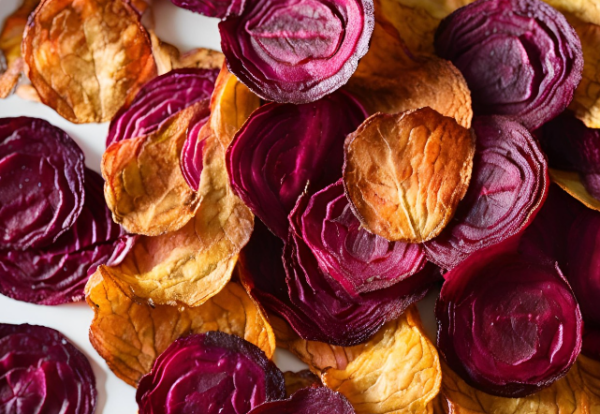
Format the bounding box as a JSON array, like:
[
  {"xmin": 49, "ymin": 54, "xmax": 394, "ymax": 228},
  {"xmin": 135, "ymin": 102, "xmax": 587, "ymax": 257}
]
[{"xmin": 0, "ymin": 1, "xmax": 439, "ymax": 412}]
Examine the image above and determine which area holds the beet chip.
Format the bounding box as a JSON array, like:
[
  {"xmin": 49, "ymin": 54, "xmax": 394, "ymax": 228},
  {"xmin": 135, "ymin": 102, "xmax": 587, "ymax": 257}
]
[
  {"xmin": 437, "ymin": 251, "xmax": 583, "ymax": 397},
  {"xmin": 227, "ymin": 91, "xmax": 367, "ymax": 239},
  {"xmin": 248, "ymin": 387, "xmax": 355, "ymax": 414},
  {"xmin": 170, "ymin": 0, "xmax": 244, "ymax": 18},
  {"xmin": 435, "ymin": 0, "xmax": 583, "ymax": 130},
  {"xmin": 0, "ymin": 168, "xmax": 125, "ymax": 305},
  {"xmin": 136, "ymin": 332, "xmax": 285, "ymax": 414},
  {"xmin": 219, "ymin": 0, "xmax": 374, "ymax": 103},
  {"xmin": 0, "ymin": 117, "xmax": 85, "ymax": 250},
  {"xmin": 0, "ymin": 323, "xmax": 96, "ymax": 413},
  {"xmin": 425, "ymin": 116, "xmax": 548, "ymax": 270}
]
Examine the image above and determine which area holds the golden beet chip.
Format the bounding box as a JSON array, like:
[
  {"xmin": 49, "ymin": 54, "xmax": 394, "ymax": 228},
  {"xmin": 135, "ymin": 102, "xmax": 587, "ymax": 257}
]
[
  {"xmin": 85, "ymin": 271, "xmax": 275, "ymax": 386},
  {"xmin": 22, "ymin": 0, "xmax": 157, "ymax": 123},
  {"xmin": 283, "ymin": 370, "xmax": 323, "ymax": 397},
  {"xmin": 150, "ymin": 31, "xmax": 224, "ymax": 75},
  {"xmin": 439, "ymin": 360, "xmax": 590, "ymax": 413},
  {"xmin": 578, "ymin": 355, "xmax": 600, "ymax": 410},
  {"xmin": 549, "ymin": 169, "xmax": 600, "ymax": 212},
  {"xmin": 543, "ymin": 0, "xmax": 600, "ymax": 25},
  {"xmin": 102, "ymin": 101, "xmax": 207, "ymax": 236},
  {"xmin": 343, "ymin": 107, "xmax": 475, "ymax": 243},
  {"xmin": 0, "ymin": 0, "xmax": 40, "ymax": 98}
]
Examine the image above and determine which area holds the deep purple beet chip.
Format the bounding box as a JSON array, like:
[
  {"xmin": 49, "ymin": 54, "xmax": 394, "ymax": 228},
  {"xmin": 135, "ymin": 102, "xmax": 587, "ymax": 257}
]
[
  {"xmin": 247, "ymin": 387, "xmax": 355, "ymax": 414},
  {"xmin": 170, "ymin": 0, "xmax": 244, "ymax": 18}
]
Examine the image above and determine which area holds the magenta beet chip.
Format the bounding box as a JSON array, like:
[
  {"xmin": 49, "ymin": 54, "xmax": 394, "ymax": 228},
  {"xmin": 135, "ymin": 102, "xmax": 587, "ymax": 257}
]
[
  {"xmin": 0, "ymin": 169, "xmax": 126, "ymax": 305},
  {"xmin": 436, "ymin": 249, "xmax": 583, "ymax": 397},
  {"xmin": 170, "ymin": 0, "xmax": 244, "ymax": 18},
  {"xmin": 248, "ymin": 387, "xmax": 355, "ymax": 414},
  {"xmin": 136, "ymin": 332, "xmax": 285, "ymax": 414},
  {"xmin": 0, "ymin": 323, "xmax": 96, "ymax": 414},
  {"xmin": 227, "ymin": 91, "xmax": 367, "ymax": 239},
  {"xmin": 180, "ymin": 113, "xmax": 210, "ymax": 191},
  {"xmin": 424, "ymin": 116, "xmax": 548, "ymax": 270},
  {"xmin": 106, "ymin": 68, "xmax": 218, "ymax": 146},
  {"xmin": 435, "ymin": 0, "xmax": 583, "ymax": 130},
  {"xmin": 219, "ymin": 0, "xmax": 374, "ymax": 104},
  {"xmin": 294, "ymin": 180, "xmax": 426, "ymax": 295},
  {"xmin": 0, "ymin": 117, "xmax": 85, "ymax": 250}
]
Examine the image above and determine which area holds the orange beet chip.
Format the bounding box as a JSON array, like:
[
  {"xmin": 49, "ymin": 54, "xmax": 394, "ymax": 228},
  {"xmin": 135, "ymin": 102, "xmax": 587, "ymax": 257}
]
[
  {"xmin": 438, "ymin": 359, "xmax": 591, "ymax": 413},
  {"xmin": 0, "ymin": 0, "xmax": 40, "ymax": 98},
  {"xmin": 85, "ymin": 271, "xmax": 275, "ymax": 386},
  {"xmin": 550, "ymin": 168, "xmax": 600, "ymax": 212},
  {"xmin": 102, "ymin": 101, "xmax": 208, "ymax": 236},
  {"xmin": 343, "ymin": 107, "xmax": 475, "ymax": 243},
  {"xmin": 22, "ymin": 0, "xmax": 157, "ymax": 123},
  {"xmin": 274, "ymin": 307, "xmax": 441, "ymax": 414}
]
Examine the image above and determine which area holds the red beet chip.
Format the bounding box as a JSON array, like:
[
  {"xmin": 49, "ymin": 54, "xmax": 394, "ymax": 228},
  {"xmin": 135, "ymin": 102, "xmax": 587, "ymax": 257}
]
[
  {"xmin": 248, "ymin": 387, "xmax": 355, "ymax": 414},
  {"xmin": 0, "ymin": 323, "xmax": 96, "ymax": 414},
  {"xmin": 436, "ymin": 250, "xmax": 583, "ymax": 398},
  {"xmin": 0, "ymin": 117, "xmax": 85, "ymax": 250},
  {"xmin": 0, "ymin": 169, "xmax": 126, "ymax": 305},
  {"xmin": 180, "ymin": 112, "xmax": 211, "ymax": 191},
  {"xmin": 240, "ymin": 218, "xmax": 438, "ymax": 346},
  {"xmin": 218, "ymin": 0, "xmax": 374, "ymax": 104},
  {"xmin": 294, "ymin": 180, "xmax": 426, "ymax": 295},
  {"xmin": 136, "ymin": 332, "xmax": 285, "ymax": 414},
  {"xmin": 170, "ymin": 0, "xmax": 244, "ymax": 18},
  {"xmin": 435, "ymin": 0, "xmax": 583, "ymax": 130},
  {"xmin": 227, "ymin": 91, "xmax": 367, "ymax": 239},
  {"xmin": 106, "ymin": 68, "xmax": 217, "ymax": 146},
  {"xmin": 424, "ymin": 116, "xmax": 548, "ymax": 270}
]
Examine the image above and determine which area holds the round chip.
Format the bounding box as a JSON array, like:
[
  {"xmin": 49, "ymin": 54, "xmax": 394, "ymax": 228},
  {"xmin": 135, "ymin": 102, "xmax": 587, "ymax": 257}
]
[
  {"xmin": 22, "ymin": 0, "xmax": 157, "ymax": 124},
  {"xmin": 343, "ymin": 107, "xmax": 475, "ymax": 243}
]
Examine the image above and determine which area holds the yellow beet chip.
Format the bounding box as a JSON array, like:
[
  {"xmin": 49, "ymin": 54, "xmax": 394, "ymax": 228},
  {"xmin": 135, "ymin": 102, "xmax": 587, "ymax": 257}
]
[
  {"xmin": 85, "ymin": 271, "xmax": 275, "ymax": 386},
  {"xmin": 0, "ymin": 0, "xmax": 40, "ymax": 98},
  {"xmin": 578, "ymin": 355, "xmax": 600, "ymax": 411},
  {"xmin": 274, "ymin": 307, "xmax": 441, "ymax": 414},
  {"xmin": 102, "ymin": 101, "xmax": 208, "ymax": 236},
  {"xmin": 439, "ymin": 360, "xmax": 590, "ymax": 413},
  {"xmin": 549, "ymin": 169, "xmax": 600, "ymax": 212},
  {"xmin": 22, "ymin": 0, "xmax": 157, "ymax": 123},
  {"xmin": 343, "ymin": 107, "xmax": 475, "ymax": 243},
  {"xmin": 150, "ymin": 31, "xmax": 224, "ymax": 75}
]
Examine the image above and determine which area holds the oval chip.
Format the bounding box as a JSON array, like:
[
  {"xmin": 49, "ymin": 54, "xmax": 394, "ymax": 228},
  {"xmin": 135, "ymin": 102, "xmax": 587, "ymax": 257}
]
[
  {"xmin": 22, "ymin": 0, "xmax": 157, "ymax": 123},
  {"xmin": 343, "ymin": 107, "xmax": 475, "ymax": 243}
]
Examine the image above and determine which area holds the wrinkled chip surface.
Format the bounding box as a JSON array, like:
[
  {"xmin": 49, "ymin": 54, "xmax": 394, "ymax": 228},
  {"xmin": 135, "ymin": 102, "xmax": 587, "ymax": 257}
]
[
  {"xmin": 343, "ymin": 107, "xmax": 475, "ymax": 243},
  {"xmin": 103, "ymin": 101, "xmax": 209, "ymax": 236},
  {"xmin": 86, "ymin": 271, "xmax": 275, "ymax": 386},
  {"xmin": 22, "ymin": 0, "xmax": 157, "ymax": 123},
  {"xmin": 0, "ymin": 323, "xmax": 96, "ymax": 413}
]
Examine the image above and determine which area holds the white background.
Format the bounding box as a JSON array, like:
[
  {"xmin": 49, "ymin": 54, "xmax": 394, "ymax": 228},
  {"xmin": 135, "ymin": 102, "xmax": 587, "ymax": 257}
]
[{"xmin": 0, "ymin": 1, "xmax": 439, "ymax": 411}]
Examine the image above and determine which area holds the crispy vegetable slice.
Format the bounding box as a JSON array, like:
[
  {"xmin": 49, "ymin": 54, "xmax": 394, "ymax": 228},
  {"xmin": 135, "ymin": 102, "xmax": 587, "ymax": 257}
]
[
  {"xmin": 86, "ymin": 271, "xmax": 275, "ymax": 386},
  {"xmin": 136, "ymin": 332, "xmax": 284, "ymax": 414},
  {"xmin": 0, "ymin": 323, "xmax": 96, "ymax": 413},
  {"xmin": 550, "ymin": 169, "xmax": 600, "ymax": 211},
  {"xmin": 543, "ymin": 0, "xmax": 600, "ymax": 25},
  {"xmin": 283, "ymin": 371, "xmax": 323, "ymax": 396},
  {"xmin": 439, "ymin": 359, "xmax": 590, "ymax": 414},
  {"xmin": 102, "ymin": 101, "xmax": 209, "ymax": 236},
  {"xmin": 22, "ymin": 0, "xmax": 157, "ymax": 124},
  {"xmin": 0, "ymin": 0, "xmax": 40, "ymax": 98},
  {"xmin": 170, "ymin": 0, "xmax": 244, "ymax": 18},
  {"xmin": 343, "ymin": 107, "xmax": 475, "ymax": 243},
  {"xmin": 247, "ymin": 387, "xmax": 356, "ymax": 414},
  {"xmin": 579, "ymin": 355, "xmax": 600, "ymax": 409}
]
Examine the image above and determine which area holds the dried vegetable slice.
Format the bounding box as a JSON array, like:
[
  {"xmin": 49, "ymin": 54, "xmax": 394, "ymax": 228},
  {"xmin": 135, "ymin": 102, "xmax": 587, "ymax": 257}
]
[
  {"xmin": 218, "ymin": 0, "xmax": 374, "ymax": 104},
  {"xmin": 550, "ymin": 168, "xmax": 600, "ymax": 211},
  {"xmin": 578, "ymin": 355, "xmax": 600, "ymax": 409},
  {"xmin": 437, "ymin": 250, "xmax": 583, "ymax": 397},
  {"xmin": 0, "ymin": 168, "xmax": 125, "ymax": 305},
  {"xmin": 136, "ymin": 331, "xmax": 284, "ymax": 414},
  {"xmin": 283, "ymin": 371, "xmax": 323, "ymax": 396},
  {"xmin": 0, "ymin": 0, "xmax": 40, "ymax": 98},
  {"xmin": 0, "ymin": 117, "xmax": 85, "ymax": 250},
  {"xmin": 0, "ymin": 323, "xmax": 96, "ymax": 413},
  {"xmin": 102, "ymin": 101, "xmax": 209, "ymax": 236},
  {"xmin": 343, "ymin": 107, "xmax": 475, "ymax": 243},
  {"xmin": 226, "ymin": 91, "xmax": 367, "ymax": 239},
  {"xmin": 247, "ymin": 387, "xmax": 356, "ymax": 414},
  {"xmin": 275, "ymin": 306, "xmax": 442, "ymax": 414},
  {"xmin": 434, "ymin": 0, "xmax": 584, "ymax": 131},
  {"xmin": 425, "ymin": 116, "xmax": 548, "ymax": 270},
  {"xmin": 292, "ymin": 180, "xmax": 426, "ymax": 295},
  {"xmin": 86, "ymin": 271, "xmax": 275, "ymax": 386},
  {"xmin": 170, "ymin": 0, "xmax": 244, "ymax": 18},
  {"xmin": 22, "ymin": 0, "xmax": 157, "ymax": 124},
  {"xmin": 239, "ymin": 219, "xmax": 437, "ymax": 345}
]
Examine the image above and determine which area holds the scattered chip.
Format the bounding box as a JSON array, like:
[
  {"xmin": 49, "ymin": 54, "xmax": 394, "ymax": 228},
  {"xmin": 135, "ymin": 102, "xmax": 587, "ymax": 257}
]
[
  {"xmin": 283, "ymin": 370, "xmax": 323, "ymax": 397},
  {"xmin": 86, "ymin": 271, "xmax": 275, "ymax": 386},
  {"xmin": 550, "ymin": 168, "xmax": 600, "ymax": 211},
  {"xmin": 247, "ymin": 387, "xmax": 356, "ymax": 414},
  {"xmin": 22, "ymin": 0, "xmax": 157, "ymax": 123},
  {"xmin": 103, "ymin": 101, "xmax": 209, "ymax": 235},
  {"xmin": 343, "ymin": 107, "xmax": 475, "ymax": 243}
]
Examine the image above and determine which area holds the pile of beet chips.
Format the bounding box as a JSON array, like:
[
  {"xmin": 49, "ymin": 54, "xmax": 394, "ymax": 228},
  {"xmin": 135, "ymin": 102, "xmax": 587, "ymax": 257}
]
[{"xmin": 2, "ymin": 0, "xmax": 600, "ymax": 412}]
